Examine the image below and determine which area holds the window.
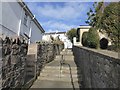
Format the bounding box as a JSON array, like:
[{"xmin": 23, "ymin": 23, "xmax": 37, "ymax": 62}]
[{"xmin": 24, "ymin": 13, "xmax": 28, "ymax": 26}]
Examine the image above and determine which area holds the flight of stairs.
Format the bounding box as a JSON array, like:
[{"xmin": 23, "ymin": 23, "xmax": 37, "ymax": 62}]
[{"xmin": 31, "ymin": 49, "xmax": 80, "ymax": 88}]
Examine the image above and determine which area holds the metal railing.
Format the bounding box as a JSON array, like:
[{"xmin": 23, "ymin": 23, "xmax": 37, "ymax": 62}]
[{"xmin": 59, "ymin": 49, "xmax": 75, "ymax": 90}]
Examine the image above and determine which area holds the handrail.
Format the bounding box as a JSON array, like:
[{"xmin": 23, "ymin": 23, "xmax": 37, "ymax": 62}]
[{"xmin": 59, "ymin": 50, "xmax": 75, "ymax": 90}]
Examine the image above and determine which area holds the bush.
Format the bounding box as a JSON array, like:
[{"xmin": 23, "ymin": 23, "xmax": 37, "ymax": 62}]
[
  {"xmin": 82, "ymin": 32, "xmax": 89, "ymax": 47},
  {"xmin": 87, "ymin": 28, "xmax": 100, "ymax": 49},
  {"xmin": 81, "ymin": 28, "xmax": 100, "ymax": 49},
  {"xmin": 100, "ymin": 38, "xmax": 108, "ymax": 49}
]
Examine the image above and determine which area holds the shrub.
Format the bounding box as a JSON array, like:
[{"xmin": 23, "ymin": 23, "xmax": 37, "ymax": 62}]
[
  {"xmin": 87, "ymin": 28, "xmax": 100, "ymax": 49},
  {"xmin": 100, "ymin": 38, "xmax": 108, "ymax": 49},
  {"xmin": 82, "ymin": 32, "xmax": 89, "ymax": 47}
]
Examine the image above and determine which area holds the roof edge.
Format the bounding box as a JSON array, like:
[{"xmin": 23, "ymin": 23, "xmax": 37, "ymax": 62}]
[{"xmin": 18, "ymin": 0, "xmax": 45, "ymax": 33}]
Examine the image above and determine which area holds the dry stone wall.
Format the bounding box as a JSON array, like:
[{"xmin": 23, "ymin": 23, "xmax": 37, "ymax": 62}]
[
  {"xmin": 0, "ymin": 37, "xmax": 64, "ymax": 89},
  {"xmin": 73, "ymin": 46, "xmax": 120, "ymax": 88},
  {"xmin": 26, "ymin": 43, "xmax": 64, "ymax": 81},
  {"xmin": 1, "ymin": 37, "xmax": 28, "ymax": 88}
]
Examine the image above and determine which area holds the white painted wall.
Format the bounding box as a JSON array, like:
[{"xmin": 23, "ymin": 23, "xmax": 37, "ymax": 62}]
[
  {"xmin": 2, "ymin": 2, "xmax": 21, "ymax": 37},
  {"xmin": 42, "ymin": 33, "xmax": 72, "ymax": 48},
  {"xmin": 30, "ymin": 22, "xmax": 43, "ymax": 43},
  {"xmin": 0, "ymin": 2, "xmax": 2, "ymax": 25},
  {"xmin": 0, "ymin": 2, "xmax": 2, "ymax": 36},
  {"xmin": 1, "ymin": 1, "xmax": 44, "ymax": 43}
]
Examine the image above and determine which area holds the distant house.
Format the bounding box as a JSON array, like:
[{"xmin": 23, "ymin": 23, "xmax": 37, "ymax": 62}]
[
  {"xmin": 74, "ymin": 25, "xmax": 111, "ymax": 46},
  {"xmin": 0, "ymin": 0, "xmax": 45, "ymax": 43},
  {"xmin": 42, "ymin": 32, "xmax": 72, "ymax": 48}
]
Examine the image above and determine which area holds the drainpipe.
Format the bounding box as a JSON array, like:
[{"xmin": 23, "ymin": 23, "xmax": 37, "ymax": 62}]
[
  {"xmin": 18, "ymin": 5, "xmax": 26, "ymax": 37},
  {"xmin": 28, "ymin": 15, "xmax": 35, "ymax": 44}
]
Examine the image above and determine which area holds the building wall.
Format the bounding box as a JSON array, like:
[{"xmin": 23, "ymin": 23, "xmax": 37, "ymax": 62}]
[
  {"xmin": 1, "ymin": 1, "xmax": 44, "ymax": 43},
  {"xmin": 1, "ymin": 2, "xmax": 21, "ymax": 37},
  {"xmin": 42, "ymin": 33, "xmax": 72, "ymax": 48},
  {"xmin": 0, "ymin": 2, "xmax": 2, "ymax": 26},
  {"xmin": 30, "ymin": 22, "xmax": 43, "ymax": 43}
]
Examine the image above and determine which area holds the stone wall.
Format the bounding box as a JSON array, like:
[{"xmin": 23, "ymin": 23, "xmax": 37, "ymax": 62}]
[
  {"xmin": 25, "ymin": 43, "xmax": 64, "ymax": 84},
  {"xmin": 1, "ymin": 37, "xmax": 28, "ymax": 88},
  {"xmin": 1, "ymin": 37, "xmax": 64, "ymax": 89},
  {"xmin": 73, "ymin": 45, "xmax": 120, "ymax": 88}
]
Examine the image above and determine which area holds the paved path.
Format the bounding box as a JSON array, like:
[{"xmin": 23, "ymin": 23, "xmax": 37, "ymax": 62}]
[{"xmin": 30, "ymin": 49, "xmax": 80, "ymax": 89}]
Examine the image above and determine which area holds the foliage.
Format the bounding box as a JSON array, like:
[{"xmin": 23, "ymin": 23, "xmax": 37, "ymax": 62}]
[
  {"xmin": 53, "ymin": 40, "xmax": 64, "ymax": 45},
  {"xmin": 86, "ymin": 2, "xmax": 104, "ymax": 29},
  {"xmin": 100, "ymin": 2, "xmax": 120, "ymax": 46},
  {"xmin": 81, "ymin": 28, "xmax": 100, "ymax": 49},
  {"xmin": 82, "ymin": 32, "xmax": 88, "ymax": 47},
  {"xmin": 87, "ymin": 28, "xmax": 100, "ymax": 49},
  {"xmin": 66, "ymin": 28, "xmax": 77, "ymax": 43},
  {"xmin": 86, "ymin": 2, "xmax": 120, "ymax": 50}
]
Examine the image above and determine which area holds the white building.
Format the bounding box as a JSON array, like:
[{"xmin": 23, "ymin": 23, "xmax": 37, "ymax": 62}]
[
  {"xmin": 0, "ymin": 0, "xmax": 45, "ymax": 43},
  {"xmin": 42, "ymin": 32, "xmax": 72, "ymax": 48}
]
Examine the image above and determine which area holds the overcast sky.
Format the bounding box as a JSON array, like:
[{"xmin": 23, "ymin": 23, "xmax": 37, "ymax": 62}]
[{"xmin": 25, "ymin": 1, "xmax": 94, "ymax": 32}]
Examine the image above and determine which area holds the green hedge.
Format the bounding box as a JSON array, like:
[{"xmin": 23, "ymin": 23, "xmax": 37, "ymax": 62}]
[{"xmin": 82, "ymin": 28, "xmax": 100, "ymax": 49}]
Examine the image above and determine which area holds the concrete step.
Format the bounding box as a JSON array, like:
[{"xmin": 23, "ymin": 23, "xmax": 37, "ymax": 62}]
[
  {"xmin": 40, "ymin": 73, "xmax": 78, "ymax": 78},
  {"xmin": 63, "ymin": 55, "xmax": 74, "ymax": 60},
  {"xmin": 60, "ymin": 51, "xmax": 73, "ymax": 55},
  {"xmin": 62, "ymin": 49, "xmax": 72, "ymax": 52},
  {"xmin": 43, "ymin": 66, "xmax": 77, "ymax": 70},
  {"xmin": 55, "ymin": 55, "xmax": 62, "ymax": 59},
  {"xmin": 30, "ymin": 80, "xmax": 79, "ymax": 88},
  {"xmin": 55, "ymin": 55, "xmax": 74, "ymax": 60},
  {"xmin": 41, "ymin": 69, "xmax": 78, "ymax": 74},
  {"xmin": 42, "ymin": 66, "xmax": 78, "ymax": 72},
  {"xmin": 41, "ymin": 68, "xmax": 79, "ymax": 74},
  {"xmin": 47, "ymin": 61, "xmax": 77, "ymax": 67},
  {"xmin": 38, "ymin": 76, "xmax": 78, "ymax": 82},
  {"xmin": 54, "ymin": 58, "xmax": 74, "ymax": 61}
]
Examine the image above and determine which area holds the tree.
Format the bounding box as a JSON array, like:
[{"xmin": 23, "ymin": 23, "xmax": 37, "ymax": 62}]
[
  {"xmin": 86, "ymin": 2, "xmax": 104, "ymax": 29},
  {"xmin": 100, "ymin": 2, "xmax": 120, "ymax": 46},
  {"xmin": 85, "ymin": 2, "xmax": 120, "ymax": 51},
  {"xmin": 66, "ymin": 28, "xmax": 77, "ymax": 43}
]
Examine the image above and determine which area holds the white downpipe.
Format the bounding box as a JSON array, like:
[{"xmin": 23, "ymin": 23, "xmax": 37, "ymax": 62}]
[
  {"xmin": 28, "ymin": 15, "xmax": 35, "ymax": 44},
  {"xmin": 18, "ymin": 5, "xmax": 26, "ymax": 36},
  {"xmin": 18, "ymin": 19, "xmax": 21, "ymax": 36},
  {"xmin": 28, "ymin": 26, "xmax": 32, "ymax": 44}
]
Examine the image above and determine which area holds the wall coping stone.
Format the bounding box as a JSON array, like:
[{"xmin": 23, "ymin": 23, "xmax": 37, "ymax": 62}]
[{"xmin": 74, "ymin": 45, "xmax": 120, "ymax": 62}]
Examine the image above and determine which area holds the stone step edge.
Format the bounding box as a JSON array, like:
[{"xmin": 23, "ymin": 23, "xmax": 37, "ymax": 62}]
[
  {"xmin": 41, "ymin": 70, "xmax": 79, "ymax": 73},
  {"xmin": 38, "ymin": 77, "xmax": 78, "ymax": 82},
  {"xmin": 44, "ymin": 66, "xmax": 77, "ymax": 68}
]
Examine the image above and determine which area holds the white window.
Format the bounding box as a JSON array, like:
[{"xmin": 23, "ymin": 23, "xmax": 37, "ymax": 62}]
[{"xmin": 24, "ymin": 13, "xmax": 28, "ymax": 26}]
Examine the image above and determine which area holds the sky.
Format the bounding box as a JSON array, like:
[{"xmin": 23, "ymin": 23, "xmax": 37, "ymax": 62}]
[{"xmin": 24, "ymin": 1, "xmax": 94, "ymax": 33}]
